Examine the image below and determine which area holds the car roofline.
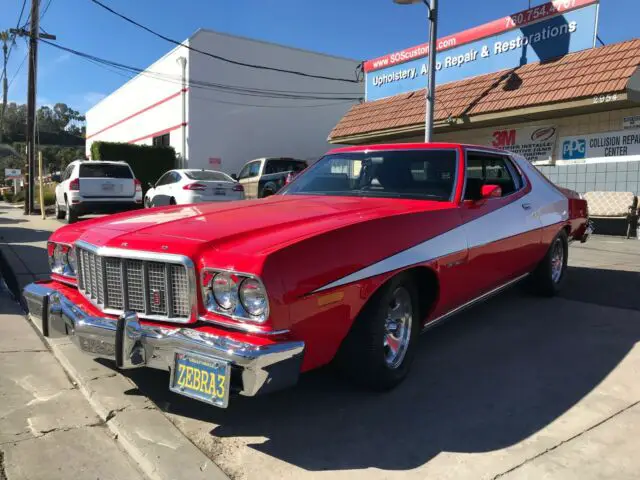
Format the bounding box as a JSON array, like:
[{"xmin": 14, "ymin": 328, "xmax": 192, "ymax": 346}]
[{"xmin": 326, "ymin": 143, "xmax": 508, "ymax": 155}]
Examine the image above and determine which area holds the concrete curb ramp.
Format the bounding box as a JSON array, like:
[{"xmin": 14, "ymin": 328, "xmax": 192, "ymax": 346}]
[{"xmin": 28, "ymin": 316, "xmax": 229, "ymax": 480}]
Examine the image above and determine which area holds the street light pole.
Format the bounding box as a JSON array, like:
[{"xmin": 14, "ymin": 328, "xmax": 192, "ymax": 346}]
[
  {"xmin": 394, "ymin": 0, "xmax": 438, "ymax": 142},
  {"xmin": 424, "ymin": 0, "xmax": 438, "ymax": 143}
]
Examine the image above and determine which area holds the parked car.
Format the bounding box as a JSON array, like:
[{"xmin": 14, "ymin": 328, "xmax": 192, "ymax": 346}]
[
  {"xmin": 25, "ymin": 143, "xmax": 590, "ymax": 409},
  {"xmin": 144, "ymin": 169, "xmax": 244, "ymax": 207},
  {"xmin": 53, "ymin": 160, "xmax": 142, "ymax": 223},
  {"xmin": 235, "ymin": 157, "xmax": 307, "ymax": 199}
]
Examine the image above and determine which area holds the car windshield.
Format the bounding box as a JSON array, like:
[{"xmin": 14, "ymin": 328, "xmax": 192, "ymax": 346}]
[
  {"xmin": 184, "ymin": 170, "xmax": 233, "ymax": 182},
  {"xmin": 280, "ymin": 149, "xmax": 457, "ymax": 201},
  {"xmin": 79, "ymin": 163, "xmax": 133, "ymax": 179}
]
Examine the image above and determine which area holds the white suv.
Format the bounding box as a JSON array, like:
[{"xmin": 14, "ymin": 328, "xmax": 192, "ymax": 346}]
[{"xmin": 54, "ymin": 160, "xmax": 143, "ymax": 223}]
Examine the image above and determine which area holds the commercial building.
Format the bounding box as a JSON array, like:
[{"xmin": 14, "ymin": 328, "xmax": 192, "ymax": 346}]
[
  {"xmin": 86, "ymin": 30, "xmax": 363, "ymax": 175},
  {"xmin": 330, "ymin": 0, "xmax": 640, "ymax": 195}
]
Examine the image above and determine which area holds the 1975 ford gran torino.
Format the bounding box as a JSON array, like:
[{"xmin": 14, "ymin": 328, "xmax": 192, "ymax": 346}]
[{"xmin": 24, "ymin": 143, "xmax": 591, "ymax": 408}]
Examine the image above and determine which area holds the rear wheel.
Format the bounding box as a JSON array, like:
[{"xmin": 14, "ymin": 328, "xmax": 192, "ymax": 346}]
[
  {"xmin": 144, "ymin": 197, "xmax": 151, "ymax": 208},
  {"xmin": 336, "ymin": 274, "xmax": 420, "ymax": 390},
  {"xmin": 530, "ymin": 230, "xmax": 568, "ymax": 296},
  {"xmin": 54, "ymin": 199, "xmax": 64, "ymax": 219},
  {"xmin": 64, "ymin": 198, "xmax": 77, "ymax": 224},
  {"xmin": 169, "ymin": 197, "xmax": 177, "ymax": 205}
]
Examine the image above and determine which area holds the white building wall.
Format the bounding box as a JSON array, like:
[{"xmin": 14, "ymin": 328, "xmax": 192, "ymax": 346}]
[
  {"xmin": 186, "ymin": 30, "xmax": 362, "ymax": 175},
  {"xmin": 85, "ymin": 30, "xmax": 363, "ymax": 177},
  {"xmin": 85, "ymin": 43, "xmax": 190, "ymax": 160}
]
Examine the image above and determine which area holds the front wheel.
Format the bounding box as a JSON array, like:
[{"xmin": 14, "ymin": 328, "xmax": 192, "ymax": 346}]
[
  {"xmin": 529, "ymin": 230, "xmax": 568, "ymax": 296},
  {"xmin": 336, "ymin": 274, "xmax": 420, "ymax": 390}
]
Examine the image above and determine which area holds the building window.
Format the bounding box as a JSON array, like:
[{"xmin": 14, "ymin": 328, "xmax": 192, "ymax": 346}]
[{"xmin": 153, "ymin": 133, "xmax": 170, "ymax": 147}]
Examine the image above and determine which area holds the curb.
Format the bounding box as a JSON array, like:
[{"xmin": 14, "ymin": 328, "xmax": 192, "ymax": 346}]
[{"xmin": 33, "ymin": 320, "xmax": 230, "ymax": 480}]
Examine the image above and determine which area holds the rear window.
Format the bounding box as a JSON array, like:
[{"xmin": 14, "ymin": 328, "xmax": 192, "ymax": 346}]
[
  {"xmin": 264, "ymin": 159, "xmax": 307, "ymax": 175},
  {"xmin": 79, "ymin": 163, "xmax": 133, "ymax": 179},
  {"xmin": 184, "ymin": 170, "xmax": 232, "ymax": 182}
]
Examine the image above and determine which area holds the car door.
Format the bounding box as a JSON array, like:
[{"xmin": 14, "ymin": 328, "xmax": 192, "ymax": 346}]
[
  {"xmin": 238, "ymin": 160, "xmax": 262, "ymax": 199},
  {"xmin": 151, "ymin": 172, "xmax": 175, "ymax": 206},
  {"xmin": 459, "ymin": 149, "xmax": 542, "ymax": 295}
]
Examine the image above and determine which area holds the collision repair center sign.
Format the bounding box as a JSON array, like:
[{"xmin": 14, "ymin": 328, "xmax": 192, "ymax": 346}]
[
  {"xmin": 365, "ymin": 0, "xmax": 599, "ymax": 101},
  {"xmin": 560, "ymin": 130, "xmax": 640, "ymax": 161}
]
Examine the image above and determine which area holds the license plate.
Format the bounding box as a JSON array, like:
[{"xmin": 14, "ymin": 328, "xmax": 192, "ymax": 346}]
[
  {"xmin": 169, "ymin": 351, "xmax": 230, "ymax": 407},
  {"xmin": 214, "ymin": 189, "xmax": 226, "ymax": 196},
  {"xmin": 102, "ymin": 183, "xmax": 115, "ymax": 191}
]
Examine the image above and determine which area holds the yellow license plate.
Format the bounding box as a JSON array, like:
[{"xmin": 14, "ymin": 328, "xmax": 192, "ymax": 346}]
[{"xmin": 169, "ymin": 351, "xmax": 230, "ymax": 408}]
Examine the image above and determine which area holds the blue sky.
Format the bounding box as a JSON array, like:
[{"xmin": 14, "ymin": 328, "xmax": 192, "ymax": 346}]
[{"xmin": 1, "ymin": 0, "xmax": 637, "ymax": 113}]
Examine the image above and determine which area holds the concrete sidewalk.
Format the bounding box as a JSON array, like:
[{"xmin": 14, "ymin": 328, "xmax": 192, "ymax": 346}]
[{"xmin": 0, "ymin": 288, "xmax": 146, "ymax": 480}]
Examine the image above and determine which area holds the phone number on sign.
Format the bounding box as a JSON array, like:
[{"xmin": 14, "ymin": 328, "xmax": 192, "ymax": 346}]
[{"xmin": 505, "ymin": 0, "xmax": 580, "ymax": 29}]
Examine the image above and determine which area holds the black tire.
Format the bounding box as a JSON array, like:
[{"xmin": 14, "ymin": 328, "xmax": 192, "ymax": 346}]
[
  {"xmin": 169, "ymin": 197, "xmax": 177, "ymax": 205},
  {"xmin": 529, "ymin": 230, "xmax": 568, "ymax": 297},
  {"xmin": 65, "ymin": 198, "xmax": 77, "ymax": 224},
  {"xmin": 144, "ymin": 197, "xmax": 152, "ymax": 208},
  {"xmin": 54, "ymin": 199, "xmax": 64, "ymax": 219},
  {"xmin": 336, "ymin": 273, "xmax": 420, "ymax": 390}
]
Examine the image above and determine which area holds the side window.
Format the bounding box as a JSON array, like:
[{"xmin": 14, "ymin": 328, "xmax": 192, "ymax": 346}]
[
  {"xmin": 170, "ymin": 172, "xmax": 181, "ymax": 183},
  {"xmin": 156, "ymin": 172, "xmax": 171, "ymax": 186},
  {"xmin": 237, "ymin": 163, "xmax": 253, "ymax": 180},
  {"xmin": 64, "ymin": 165, "xmax": 74, "ymax": 181},
  {"xmin": 464, "ymin": 153, "xmax": 522, "ymax": 200},
  {"xmin": 248, "ymin": 161, "xmax": 261, "ymax": 177}
]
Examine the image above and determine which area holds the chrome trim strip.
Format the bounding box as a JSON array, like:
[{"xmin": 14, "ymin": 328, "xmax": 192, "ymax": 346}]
[
  {"xmin": 421, "ymin": 273, "xmax": 529, "ymax": 333},
  {"xmin": 199, "ymin": 315, "xmax": 290, "ymax": 336},
  {"xmin": 74, "ymin": 240, "xmax": 197, "ymax": 324}
]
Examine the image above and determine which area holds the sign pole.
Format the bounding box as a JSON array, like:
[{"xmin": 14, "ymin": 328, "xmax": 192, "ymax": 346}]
[{"xmin": 38, "ymin": 150, "xmax": 45, "ymax": 219}]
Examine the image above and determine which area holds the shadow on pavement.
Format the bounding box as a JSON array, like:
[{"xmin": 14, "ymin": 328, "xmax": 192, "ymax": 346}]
[
  {"xmin": 561, "ymin": 266, "xmax": 640, "ymax": 311},
  {"xmin": 112, "ymin": 266, "xmax": 640, "ymax": 472},
  {"xmin": 0, "ymin": 225, "xmax": 52, "ymax": 244}
]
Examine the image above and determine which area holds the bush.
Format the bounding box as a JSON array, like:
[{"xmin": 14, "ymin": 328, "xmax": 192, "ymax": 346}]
[
  {"xmin": 91, "ymin": 141, "xmax": 176, "ymax": 195},
  {"xmin": 2, "ymin": 191, "xmax": 14, "ymax": 203},
  {"xmin": 13, "ymin": 190, "xmax": 25, "ymax": 203}
]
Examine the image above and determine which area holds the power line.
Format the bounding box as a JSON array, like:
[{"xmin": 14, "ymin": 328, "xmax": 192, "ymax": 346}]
[
  {"xmin": 89, "ymin": 0, "xmax": 361, "ymax": 85},
  {"xmin": 41, "ymin": 40, "xmax": 363, "ymax": 101},
  {"xmin": 6, "ymin": 0, "xmax": 29, "ymax": 61},
  {"xmin": 8, "ymin": 43, "xmax": 28, "ymax": 90},
  {"xmin": 41, "ymin": 0, "xmax": 53, "ymax": 20}
]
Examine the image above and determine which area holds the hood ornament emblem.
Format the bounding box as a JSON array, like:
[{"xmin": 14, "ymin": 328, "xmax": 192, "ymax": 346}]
[
  {"xmin": 161, "ymin": 245, "xmax": 169, "ymax": 250},
  {"xmin": 121, "ymin": 242, "xmax": 128, "ymax": 247}
]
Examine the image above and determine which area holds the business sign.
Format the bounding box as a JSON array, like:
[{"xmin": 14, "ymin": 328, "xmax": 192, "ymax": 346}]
[
  {"xmin": 365, "ymin": 0, "xmax": 599, "ymax": 101},
  {"xmin": 4, "ymin": 168, "xmax": 21, "ymax": 179},
  {"xmin": 623, "ymin": 115, "xmax": 640, "ymax": 130},
  {"xmin": 560, "ymin": 130, "xmax": 640, "ymax": 161},
  {"xmin": 489, "ymin": 125, "xmax": 557, "ymax": 164},
  {"xmin": 209, "ymin": 157, "xmax": 222, "ymax": 166}
]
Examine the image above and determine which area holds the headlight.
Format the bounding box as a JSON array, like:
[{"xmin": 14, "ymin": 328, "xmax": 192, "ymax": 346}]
[
  {"xmin": 239, "ymin": 278, "xmax": 268, "ymax": 317},
  {"xmin": 47, "ymin": 241, "xmax": 76, "ymax": 277},
  {"xmin": 211, "ymin": 273, "xmax": 237, "ymax": 310},
  {"xmin": 201, "ymin": 269, "xmax": 269, "ymax": 323}
]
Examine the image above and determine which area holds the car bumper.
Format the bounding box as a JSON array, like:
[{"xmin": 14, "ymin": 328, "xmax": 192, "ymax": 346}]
[
  {"xmin": 71, "ymin": 200, "xmax": 142, "ymax": 215},
  {"xmin": 23, "ymin": 282, "xmax": 304, "ymax": 406}
]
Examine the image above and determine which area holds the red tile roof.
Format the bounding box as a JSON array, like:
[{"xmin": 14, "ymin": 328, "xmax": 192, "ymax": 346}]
[{"xmin": 330, "ymin": 39, "xmax": 640, "ymax": 142}]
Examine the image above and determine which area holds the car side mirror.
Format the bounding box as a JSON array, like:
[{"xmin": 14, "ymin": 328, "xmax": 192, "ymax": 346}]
[
  {"xmin": 481, "ymin": 184, "xmax": 502, "ymax": 199},
  {"xmin": 148, "ymin": 182, "xmax": 154, "ymax": 189},
  {"xmin": 51, "ymin": 174, "xmax": 61, "ymax": 183},
  {"xmin": 231, "ymin": 174, "xmax": 238, "ymax": 181}
]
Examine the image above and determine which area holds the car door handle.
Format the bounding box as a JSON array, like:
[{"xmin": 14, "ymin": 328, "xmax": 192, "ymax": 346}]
[{"xmin": 522, "ymin": 203, "xmax": 532, "ymax": 210}]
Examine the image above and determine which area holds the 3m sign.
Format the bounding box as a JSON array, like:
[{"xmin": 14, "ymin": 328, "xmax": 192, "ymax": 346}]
[{"xmin": 487, "ymin": 125, "xmax": 557, "ymax": 164}]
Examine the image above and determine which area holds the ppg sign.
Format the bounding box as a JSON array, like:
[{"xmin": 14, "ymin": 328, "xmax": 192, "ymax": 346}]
[{"xmin": 562, "ymin": 139, "xmax": 586, "ymax": 160}]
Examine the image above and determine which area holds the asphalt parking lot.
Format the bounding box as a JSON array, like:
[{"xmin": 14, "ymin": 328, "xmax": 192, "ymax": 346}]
[
  {"xmin": 2, "ymin": 205, "xmax": 639, "ymax": 479},
  {"xmin": 117, "ymin": 237, "xmax": 640, "ymax": 479}
]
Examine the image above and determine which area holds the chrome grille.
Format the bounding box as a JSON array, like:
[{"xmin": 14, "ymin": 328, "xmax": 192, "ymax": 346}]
[{"xmin": 76, "ymin": 245, "xmax": 192, "ymax": 321}]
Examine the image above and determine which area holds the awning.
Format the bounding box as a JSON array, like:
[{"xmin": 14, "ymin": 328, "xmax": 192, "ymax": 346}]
[{"xmin": 330, "ymin": 39, "xmax": 640, "ymax": 144}]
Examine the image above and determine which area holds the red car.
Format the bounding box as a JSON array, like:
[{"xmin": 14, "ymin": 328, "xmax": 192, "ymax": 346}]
[{"xmin": 25, "ymin": 143, "xmax": 591, "ymax": 408}]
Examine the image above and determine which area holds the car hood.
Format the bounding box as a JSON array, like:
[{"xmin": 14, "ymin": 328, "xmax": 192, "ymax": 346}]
[{"xmin": 62, "ymin": 195, "xmax": 454, "ymax": 260}]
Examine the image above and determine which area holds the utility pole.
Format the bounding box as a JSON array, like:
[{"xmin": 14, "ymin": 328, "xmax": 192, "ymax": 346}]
[
  {"xmin": 10, "ymin": 0, "xmax": 56, "ymax": 215},
  {"xmin": 0, "ymin": 31, "xmax": 10, "ymax": 144}
]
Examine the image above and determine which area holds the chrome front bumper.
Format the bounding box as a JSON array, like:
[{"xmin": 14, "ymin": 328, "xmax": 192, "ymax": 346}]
[{"xmin": 23, "ymin": 282, "xmax": 304, "ymax": 403}]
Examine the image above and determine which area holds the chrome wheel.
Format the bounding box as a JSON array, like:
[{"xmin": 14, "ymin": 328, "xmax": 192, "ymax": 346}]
[
  {"xmin": 383, "ymin": 286, "xmax": 413, "ymax": 369},
  {"xmin": 550, "ymin": 238, "xmax": 564, "ymax": 283}
]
